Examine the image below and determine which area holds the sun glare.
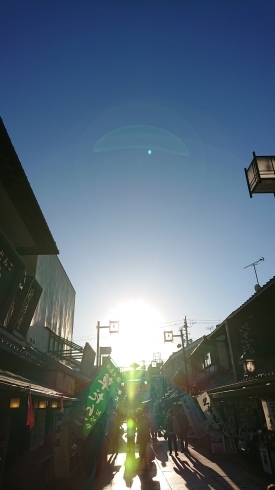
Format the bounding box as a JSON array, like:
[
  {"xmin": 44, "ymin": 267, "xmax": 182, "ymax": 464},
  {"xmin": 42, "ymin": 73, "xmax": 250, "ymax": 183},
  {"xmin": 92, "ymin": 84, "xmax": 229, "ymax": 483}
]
[{"xmin": 105, "ymin": 300, "xmax": 164, "ymax": 369}]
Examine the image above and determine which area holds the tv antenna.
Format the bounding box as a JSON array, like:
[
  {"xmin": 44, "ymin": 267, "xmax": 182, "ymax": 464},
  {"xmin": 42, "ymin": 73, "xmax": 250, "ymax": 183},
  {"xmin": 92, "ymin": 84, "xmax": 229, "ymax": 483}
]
[
  {"xmin": 244, "ymin": 257, "xmax": 264, "ymax": 291},
  {"xmin": 206, "ymin": 325, "xmax": 215, "ymax": 332}
]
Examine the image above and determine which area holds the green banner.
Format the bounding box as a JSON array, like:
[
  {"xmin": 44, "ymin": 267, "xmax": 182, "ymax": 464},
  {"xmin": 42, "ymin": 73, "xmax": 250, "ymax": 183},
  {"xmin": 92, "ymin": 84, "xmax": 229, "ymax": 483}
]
[{"xmin": 83, "ymin": 359, "xmax": 121, "ymax": 438}]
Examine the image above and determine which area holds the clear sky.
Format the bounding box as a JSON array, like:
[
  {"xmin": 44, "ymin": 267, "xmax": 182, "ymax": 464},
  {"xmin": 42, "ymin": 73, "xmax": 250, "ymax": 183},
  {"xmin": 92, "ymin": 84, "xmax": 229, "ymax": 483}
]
[{"xmin": 1, "ymin": 0, "xmax": 275, "ymax": 369}]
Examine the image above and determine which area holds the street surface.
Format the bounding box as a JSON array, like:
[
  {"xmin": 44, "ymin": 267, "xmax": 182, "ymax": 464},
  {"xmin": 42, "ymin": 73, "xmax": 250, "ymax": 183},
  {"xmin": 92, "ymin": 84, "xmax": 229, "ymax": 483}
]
[{"xmin": 60, "ymin": 437, "xmax": 273, "ymax": 490}]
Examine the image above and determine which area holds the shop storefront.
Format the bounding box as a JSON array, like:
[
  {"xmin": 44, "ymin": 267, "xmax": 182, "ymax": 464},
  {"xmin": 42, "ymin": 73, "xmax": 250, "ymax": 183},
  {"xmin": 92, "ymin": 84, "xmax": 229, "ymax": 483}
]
[
  {"xmin": 0, "ymin": 370, "xmax": 77, "ymax": 489},
  {"xmin": 206, "ymin": 375, "xmax": 275, "ymax": 474}
]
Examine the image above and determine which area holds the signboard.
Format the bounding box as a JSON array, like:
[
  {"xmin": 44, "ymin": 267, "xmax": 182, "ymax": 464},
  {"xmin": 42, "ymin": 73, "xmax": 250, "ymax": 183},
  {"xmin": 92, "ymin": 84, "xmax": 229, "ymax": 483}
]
[
  {"xmin": 197, "ymin": 391, "xmax": 230, "ymax": 437},
  {"xmin": 7, "ymin": 275, "xmax": 42, "ymax": 337},
  {"xmin": 259, "ymin": 446, "xmax": 273, "ymax": 475},
  {"xmin": 180, "ymin": 394, "xmax": 207, "ymax": 438},
  {"xmin": 30, "ymin": 409, "xmax": 46, "ymax": 451},
  {"xmin": 53, "ymin": 409, "xmax": 70, "ymax": 479},
  {"xmin": 261, "ymin": 400, "xmax": 275, "ymax": 431},
  {"xmin": 64, "ymin": 359, "xmax": 121, "ymax": 439},
  {"xmin": 0, "ymin": 228, "xmax": 26, "ymax": 326},
  {"xmin": 83, "ymin": 359, "xmax": 121, "ymax": 438}
]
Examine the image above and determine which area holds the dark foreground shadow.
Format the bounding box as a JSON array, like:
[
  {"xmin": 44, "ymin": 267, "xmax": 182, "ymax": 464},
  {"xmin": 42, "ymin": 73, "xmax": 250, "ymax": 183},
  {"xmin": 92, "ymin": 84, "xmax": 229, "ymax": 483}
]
[
  {"xmin": 123, "ymin": 451, "xmax": 139, "ymax": 487},
  {"xmin": 153, "ymin": 440, "xmax": 168, "ymax": 467},
  {"xmin": 138, "ymin": 462, "xmax": 160, "ymax": 490}
]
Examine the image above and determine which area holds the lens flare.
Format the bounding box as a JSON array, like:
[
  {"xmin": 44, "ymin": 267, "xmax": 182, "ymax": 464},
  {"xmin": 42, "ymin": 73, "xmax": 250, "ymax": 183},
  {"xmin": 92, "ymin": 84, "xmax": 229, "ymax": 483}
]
[{"xmin": 93, "ymin": 125, "xmax": 189, "ymax": 156}]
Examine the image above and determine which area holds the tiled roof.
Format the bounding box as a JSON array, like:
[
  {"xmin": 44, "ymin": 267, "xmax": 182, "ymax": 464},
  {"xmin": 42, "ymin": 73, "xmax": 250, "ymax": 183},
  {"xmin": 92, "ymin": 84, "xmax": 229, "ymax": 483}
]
[{"xmin": 207, "ymin": 276, "xmax": 275, "ymax": 339}]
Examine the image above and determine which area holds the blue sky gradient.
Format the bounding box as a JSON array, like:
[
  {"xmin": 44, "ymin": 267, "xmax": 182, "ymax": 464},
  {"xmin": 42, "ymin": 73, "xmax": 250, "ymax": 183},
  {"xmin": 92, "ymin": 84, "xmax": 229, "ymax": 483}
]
[{"xmin": 1, "ymin": 1, "xmax": 275, "ymax": 367}]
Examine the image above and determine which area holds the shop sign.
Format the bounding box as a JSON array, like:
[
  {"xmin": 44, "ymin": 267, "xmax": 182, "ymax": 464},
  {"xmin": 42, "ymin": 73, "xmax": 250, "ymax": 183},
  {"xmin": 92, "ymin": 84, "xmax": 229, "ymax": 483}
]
[
  {"xmin": 261, "ymin": 400, "xmax": 275, "ymax": 431},
  {"xmin": 64, "ymin": 359, "xmax": 121, "ymax": 439},
  {"xmin": 53, "ymin": 409, "xmax": 70, "ymax": 479},
  {"xmin": 83, "ymin": 359, "xmax": 121, "ymax": 438},
  {"xmin": 0, "ymin": 228, "xmax": 26, "ymax": 325},
  {"xmin": 180, "ymin": 394, "xmax": 207, "ymax": 438},
  {"xmin": 259, "ymin": 446, "xmax": 273, "ymax": 475},
  {"xmin": 7, "ymin": 275, "xmax": 42, "ymax": 337},
  {"xmin": 197, "ymin": 391, "xmax": 230, "ymax": 437},
  {"xmin": 239, "ymin": 321, "xmax": 255, "ymax": 355},
  {"xmin": 30, "ymin": 409, "xmax": 46, "ymax": 451}
]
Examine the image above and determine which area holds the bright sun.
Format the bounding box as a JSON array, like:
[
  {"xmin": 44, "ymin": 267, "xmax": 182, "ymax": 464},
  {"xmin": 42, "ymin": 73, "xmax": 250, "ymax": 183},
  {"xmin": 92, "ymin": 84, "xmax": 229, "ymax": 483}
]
[{"xmin": 104, "ymin": 300, "xmax": 164, "ymax": 369}]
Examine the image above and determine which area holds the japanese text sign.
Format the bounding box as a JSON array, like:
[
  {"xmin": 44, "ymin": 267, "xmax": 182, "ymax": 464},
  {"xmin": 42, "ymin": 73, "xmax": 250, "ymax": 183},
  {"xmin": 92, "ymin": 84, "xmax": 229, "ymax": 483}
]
[
  {"xmin": 83, "ymin": 359, "xmax": 121, "ymax": 438},
  {"xmin": 197, "ymin": 391, "xmax": 230, "ymax": 437},
  {"xmin": 261, "ymin": 400, "xmax": 275, "ymax": 431},
  {"xmin": 180, "ymin": 394, "xmax": 207, "ymax": 438}
]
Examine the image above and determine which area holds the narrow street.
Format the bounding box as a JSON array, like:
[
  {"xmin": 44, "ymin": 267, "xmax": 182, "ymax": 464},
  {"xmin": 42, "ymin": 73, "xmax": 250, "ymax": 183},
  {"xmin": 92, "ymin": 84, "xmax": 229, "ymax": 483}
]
[{"xmin": 60, "ymin": 437, "xmax": 271, "ymax": 490}]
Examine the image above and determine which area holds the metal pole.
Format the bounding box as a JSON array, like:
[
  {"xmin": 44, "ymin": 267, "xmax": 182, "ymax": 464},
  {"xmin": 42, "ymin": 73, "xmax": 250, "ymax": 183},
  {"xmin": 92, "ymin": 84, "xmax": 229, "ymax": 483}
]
[
  {"xmin": 96, "ymin": 321, "xmax": 100, "ymax": 370},
  {"xmin": 184, "ymin": 316, "xmax": 189, "ymax": 345},
  {"xmin": 253, "ymin": 264, "xmax": 260, "ymax": 286},
  {"xmin": 180, "ymin": 327, "xmax": 189, "ymax": 393}
]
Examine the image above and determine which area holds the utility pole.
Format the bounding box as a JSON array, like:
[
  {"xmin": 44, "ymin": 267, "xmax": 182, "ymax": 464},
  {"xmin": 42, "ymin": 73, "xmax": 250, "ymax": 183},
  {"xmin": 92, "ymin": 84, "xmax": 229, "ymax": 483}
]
[
  {"xmin": 164, "ymin": 323, "xmax": 190, "ymax": 393},
  {"xmin": 183, "ymin": 316, "xmax": 189, "ymax": 345},
  {"xmin": 179, "ymin": 326, "xmax": 189, "ymax": 392}
]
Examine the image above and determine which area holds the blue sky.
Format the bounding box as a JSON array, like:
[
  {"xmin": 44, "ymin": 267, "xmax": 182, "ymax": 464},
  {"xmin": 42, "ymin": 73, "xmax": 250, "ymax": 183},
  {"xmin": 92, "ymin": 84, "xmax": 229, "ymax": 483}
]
[{"xmin": 1, "ymin": 1, "xmax": 275, "ymax": 368}]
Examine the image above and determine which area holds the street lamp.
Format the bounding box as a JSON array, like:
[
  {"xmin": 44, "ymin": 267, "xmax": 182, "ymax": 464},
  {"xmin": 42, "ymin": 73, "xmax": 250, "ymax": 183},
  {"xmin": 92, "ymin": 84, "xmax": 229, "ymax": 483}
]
[
  {"xmin": 96, "ymin": 320, "xmax": 119, "ymax": 371},
  {"xmin": 164, "ymin": 328, "xmax": 189, "ymax": 392},
  {"xmin": 244, "ymin": 152, "xmax": 275, "ymax": 197}
]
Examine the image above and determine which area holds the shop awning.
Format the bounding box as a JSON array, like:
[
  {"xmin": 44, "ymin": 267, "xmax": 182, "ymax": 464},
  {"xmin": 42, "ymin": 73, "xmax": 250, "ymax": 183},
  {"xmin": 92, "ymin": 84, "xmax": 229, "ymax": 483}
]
[
  {"xmin": 208, "ymin": 375, "xmax": 275, "ymax": 399},
  {"xmin": 0, "ymin": 369, "xmax": 77, "ymax": 400}
]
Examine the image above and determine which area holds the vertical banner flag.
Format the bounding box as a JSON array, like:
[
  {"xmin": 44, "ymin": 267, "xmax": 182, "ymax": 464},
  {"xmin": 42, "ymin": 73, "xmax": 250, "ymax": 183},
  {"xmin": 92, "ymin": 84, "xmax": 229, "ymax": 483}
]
[
  {"xmin": 261, "ymin": 400, "xmax": 275, "ymax": 431},
  {"xmin": 83, "ymin": 359, "xmax": 121, "ymax": 438},
  {"xmin": 64, "ymin": 359, "xmax": 121, "ymax": 439},
  {"xmin": 197, "ymin": 391, "xmax": 230, "ymax": 437},
  {"xmin": 180, "ymin": 394, "xmax": 207, "ymax": 438}
]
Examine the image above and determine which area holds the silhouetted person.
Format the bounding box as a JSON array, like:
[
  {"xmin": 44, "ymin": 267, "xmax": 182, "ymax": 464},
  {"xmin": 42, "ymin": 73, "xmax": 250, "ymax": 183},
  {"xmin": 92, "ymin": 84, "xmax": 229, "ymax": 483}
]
[
  {"xmin": 107, "ymin": 410, "xmax": 121, "ymax": 454},
  {"xmin": 175, "ymin": 406, "xmax": 189, "ymax": 453},
  {"xmin": 165, "ymin": 408, "xmax": 179, "ymax": 456},
  {"xmin": 136, "ymin": 408, "xmax": 150, "ymax": 470},
  {"xmin": 127, "ymin": 410, "xmax": 136, "ymax": 452},
  {"xmin": 148, "ymin": 411, "xmax": 158, "ymax": 444}
]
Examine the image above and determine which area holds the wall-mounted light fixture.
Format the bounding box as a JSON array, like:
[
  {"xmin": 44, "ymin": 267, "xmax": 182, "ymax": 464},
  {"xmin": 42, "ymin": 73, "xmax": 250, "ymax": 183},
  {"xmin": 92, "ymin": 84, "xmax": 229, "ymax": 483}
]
[
  {"xmin": 240, "ymin": 352, "xmax": 256, "ymax": 378},
  {"xmin": 51, "ymin": 401, "xmax": 58, "ymax": 408},
  {"xmin": 10, "ymin": 398, "xmax": 20, "ymax": 408},
  {"xmin": 38, "ymin": 401, "xmax": 47, "ymax": 409}
]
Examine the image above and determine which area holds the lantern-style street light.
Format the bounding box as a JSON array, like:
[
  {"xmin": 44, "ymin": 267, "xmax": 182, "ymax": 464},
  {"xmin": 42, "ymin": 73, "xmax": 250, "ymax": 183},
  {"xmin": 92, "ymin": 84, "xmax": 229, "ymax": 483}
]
[
  {"xmin": 244, "ymin": 152, "xmax": 275, "ymax": 197},
  {"xmin": 239, "ymin": 351, "xmax": 256, "ymax": 379}
]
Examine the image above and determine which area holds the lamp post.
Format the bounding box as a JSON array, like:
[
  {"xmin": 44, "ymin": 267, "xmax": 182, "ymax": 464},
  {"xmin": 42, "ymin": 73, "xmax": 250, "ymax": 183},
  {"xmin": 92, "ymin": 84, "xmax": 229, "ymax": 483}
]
[
  {"xmin": 96, "ymin": 320, "xmax": 119, "ymax": 371},
  {"xmin": 164, "ymin": 326, "xmax": 189, "ymax": 392}
]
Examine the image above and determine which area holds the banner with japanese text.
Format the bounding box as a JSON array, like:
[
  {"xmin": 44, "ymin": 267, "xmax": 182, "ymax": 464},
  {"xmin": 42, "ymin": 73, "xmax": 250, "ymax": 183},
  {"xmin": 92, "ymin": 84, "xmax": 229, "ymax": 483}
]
[
  {"xmin": 64, "ymin": 359, "xmax": 121, "ymax": 439},
  {"xmin": 261, "ymin": 400, "xmax": 275, "ymax": 431},
  {"xmin": 197, "ymin": 391, "xmax": 230, "ymax": 437},
  {"xmin": 83, "ymin": 359, "xmax": 121, "ymax": 438},
  {"xmin": 180, "ymin": 394, "xmax": 207, "ymax": 438}
]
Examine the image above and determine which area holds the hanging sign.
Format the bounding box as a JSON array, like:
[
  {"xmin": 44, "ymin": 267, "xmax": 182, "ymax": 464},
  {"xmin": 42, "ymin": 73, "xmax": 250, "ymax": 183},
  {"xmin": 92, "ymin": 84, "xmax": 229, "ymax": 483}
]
[
  {"xmin": 83, "ymin": 359, "xmax": 121, "ymax": 438},
  {"xmin": 259, "ymin": 446, "xmax": 273, "ymax": 475},
  {"xmin": 64, "ymin": 359, "xmax": 121, "ymax": 439},
  {"xmin": 197, "ymin": 391, "xmax": 230, "ymax": 437},
  {"xmin": 261, "ymin": 400, "xmax": 275, "ymax": 431},
  {"xmin": 0, "ymin": 228, "xmax": 26, "ymax": 325},
  {"xmin": 180, "ymin": 394, "xmax": 207, "ymax": 438}
]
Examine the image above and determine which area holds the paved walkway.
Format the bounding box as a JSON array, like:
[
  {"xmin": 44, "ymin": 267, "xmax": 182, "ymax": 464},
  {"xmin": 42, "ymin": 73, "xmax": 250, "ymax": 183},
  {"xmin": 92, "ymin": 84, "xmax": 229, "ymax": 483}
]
[{"xmin": 62, "ymin": 438, "xmax": 274, "ymax": 490}]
